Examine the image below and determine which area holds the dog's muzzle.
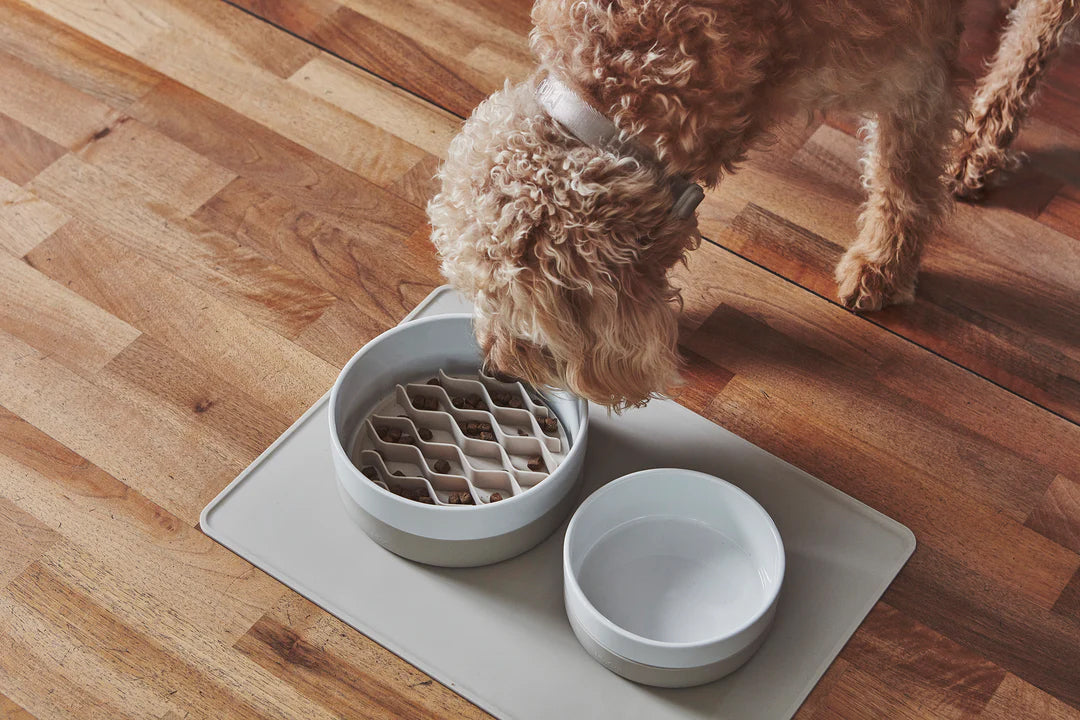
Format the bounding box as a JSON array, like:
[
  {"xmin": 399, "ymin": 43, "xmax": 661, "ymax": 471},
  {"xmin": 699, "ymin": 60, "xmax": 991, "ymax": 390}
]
[{"xmin": 535, "ymin": 75, "xmax": 704, "ymax": 221}]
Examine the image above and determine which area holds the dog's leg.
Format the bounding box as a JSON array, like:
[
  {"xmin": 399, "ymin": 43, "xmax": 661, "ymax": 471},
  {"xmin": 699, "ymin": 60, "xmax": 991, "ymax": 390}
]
[
  {"xmin": 950, "ymin": 0, "xmax": 1079, "ymax": 198},
  {"xmin": 836, "ymin": 74, "xmax": 959, "ymax": 311}
]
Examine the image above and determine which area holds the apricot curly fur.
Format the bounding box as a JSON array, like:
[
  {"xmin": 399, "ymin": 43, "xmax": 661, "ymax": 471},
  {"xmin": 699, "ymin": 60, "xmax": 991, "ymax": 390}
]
[{"xmin": 429, "ymin": 0, "xmax": 1075, "ymax": 409}]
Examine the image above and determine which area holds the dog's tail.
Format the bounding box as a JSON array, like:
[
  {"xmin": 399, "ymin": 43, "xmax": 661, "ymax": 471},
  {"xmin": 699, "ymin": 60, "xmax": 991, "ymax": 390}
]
[{"xmin": 950, "ymin": 0, "xmax": 1078, "ymax": 197}]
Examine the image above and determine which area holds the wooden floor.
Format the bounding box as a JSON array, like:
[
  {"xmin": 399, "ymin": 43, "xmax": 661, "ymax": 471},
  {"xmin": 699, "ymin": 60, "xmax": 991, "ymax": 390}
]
[{"xmin": 0, "ymin": 0, "xmax": 1077, "ymax": 716}]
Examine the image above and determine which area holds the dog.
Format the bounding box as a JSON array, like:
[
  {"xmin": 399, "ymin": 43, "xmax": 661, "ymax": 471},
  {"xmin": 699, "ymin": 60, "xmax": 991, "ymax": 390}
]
[{"xmin": 428, "ymin": 0, "xmax": 1078, "ymax": 409}]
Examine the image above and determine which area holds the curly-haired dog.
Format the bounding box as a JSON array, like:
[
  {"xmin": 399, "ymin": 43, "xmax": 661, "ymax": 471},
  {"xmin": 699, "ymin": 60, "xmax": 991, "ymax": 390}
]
[{"xmin": 429, "ymin": 0, "xmax": 1078, "ymax": 409}]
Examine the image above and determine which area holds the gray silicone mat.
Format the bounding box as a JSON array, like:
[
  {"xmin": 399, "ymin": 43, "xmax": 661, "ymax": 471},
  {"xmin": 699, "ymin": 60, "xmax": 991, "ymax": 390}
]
[{"xmin": 200, "ymin": 287, "xmax": 915, "ymax": 720}]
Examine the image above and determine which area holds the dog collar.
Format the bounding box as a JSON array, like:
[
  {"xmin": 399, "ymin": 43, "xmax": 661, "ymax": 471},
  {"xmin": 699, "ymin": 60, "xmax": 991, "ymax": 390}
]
[{"xmin": 535, "ymin": 75, "xmax": 704, "ymax": 220}]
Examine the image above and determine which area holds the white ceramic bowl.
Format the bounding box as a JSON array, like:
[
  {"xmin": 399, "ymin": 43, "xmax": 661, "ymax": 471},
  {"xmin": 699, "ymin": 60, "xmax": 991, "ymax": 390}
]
[
  {"xmin": 329, "ymin": 314, "xmax": 589, "ymax": 567},
  {"xmin": 563, "ymin": 469, "xmax": 784, "ymax": 687}
]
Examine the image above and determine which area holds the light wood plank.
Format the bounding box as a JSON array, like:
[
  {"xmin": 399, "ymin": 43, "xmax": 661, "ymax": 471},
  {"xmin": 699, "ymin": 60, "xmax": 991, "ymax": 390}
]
[
  {"xmin": 0, "ymin": 179, "xmax": 70, "ymax": 258},
  {"xmin": 289, "ymin": 54, "xmax": 461, "ymax": 158},
  {"xmin": 0, "ymin": 251, "xmax": 140, "ymax": 374},
  {"xmin": 29, "ymin": 156, "xmax": 335, "ymax": 341}
]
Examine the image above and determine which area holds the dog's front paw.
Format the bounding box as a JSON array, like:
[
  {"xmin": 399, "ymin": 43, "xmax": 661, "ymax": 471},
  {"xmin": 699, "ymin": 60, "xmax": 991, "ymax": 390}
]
[{"xmin": 835, "ymin": 248, "xmax": 915, "ymax": 312}]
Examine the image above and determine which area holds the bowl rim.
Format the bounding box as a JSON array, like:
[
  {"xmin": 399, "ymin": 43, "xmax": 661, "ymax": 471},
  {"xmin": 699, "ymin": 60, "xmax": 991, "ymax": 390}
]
[
  {"xmin": 328, "ymin": 312, "xmax": 589, "ymax": 513},
  {"xmin": 563, "ymin": 467, "xmax": 785, "ymax": 653}
]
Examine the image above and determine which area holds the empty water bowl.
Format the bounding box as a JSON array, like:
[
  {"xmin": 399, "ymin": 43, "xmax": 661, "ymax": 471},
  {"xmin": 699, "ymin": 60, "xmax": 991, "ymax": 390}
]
[{"xmin": 563, "ymin": 468, "xmax": 784, "ymax": 687}]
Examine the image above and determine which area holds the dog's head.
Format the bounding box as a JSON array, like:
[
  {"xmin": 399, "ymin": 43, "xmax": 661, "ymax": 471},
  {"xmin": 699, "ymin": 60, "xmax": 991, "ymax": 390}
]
[{"xmin": 428, "ymin": 80, "xmax": 700, "ymax": 410}]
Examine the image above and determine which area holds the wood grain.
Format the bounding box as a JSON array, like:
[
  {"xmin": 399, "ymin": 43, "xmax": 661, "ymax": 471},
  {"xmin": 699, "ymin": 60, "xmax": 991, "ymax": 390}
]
[{"xmin": 0, "ymin": 0, "xmax": 1077, "ymax": 718}]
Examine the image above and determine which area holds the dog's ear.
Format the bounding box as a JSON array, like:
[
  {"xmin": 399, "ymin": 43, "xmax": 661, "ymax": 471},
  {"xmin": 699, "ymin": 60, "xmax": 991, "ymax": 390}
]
[{"xmin": 429, "ymin": 80, "xmax": 699, "ymax": 409}]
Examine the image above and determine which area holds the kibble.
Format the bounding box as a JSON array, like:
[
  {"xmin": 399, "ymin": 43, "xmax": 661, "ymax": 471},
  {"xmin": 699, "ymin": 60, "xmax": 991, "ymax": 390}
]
[
  {"xmin": 540, "ymin": 417, "xmax": 558, "ymax": 435},
  {"xmin": 392, "ymin": 470, "xmax": 405, "ymax": 477},
  {"xmin": 427, "ymin": 377, "xmax": 441, "ymax": 386},
  {"xmin": 508, "ymin": 397, "xmax": 523, "ymax": 409},
  {"xmin": 527, "ymin": 456, "xmax": 545, "ymax": 472},
  {"xmin": 433, "ymin": 459, "xmax": 451, "ymax": 474},
  {"xmin": 447, "ymin": 491, "xmax": 474, "ymax": 505},
  {"xmin": 418, "ymin": 427, "xmax": 433, "ymax": 442},
  {"xmin": 412, "ymin": 395, "xmax": 439, "ymax": 411},
  {"xmin": 489, "ymin": 492, "xmax": 503, "ymax": 503},
  {"xmin": 466, "ymin": 394, "xmax": 483, "ymax": 409},
  {"xmin": 479, "ymin": 430, "xmax": 496, "ymax": 442},
  {"xmin": 361, "ymin": 466, "xmax": 378, "ymax": 480},
  {"xmin": 387, "ymin": 427, "xmax": 403, "ymax": 443},
  {"xmin": 451, "ymin": 396, "xmax": 466, "ymax": 409},
  {"xmin": 399, "ymin": 433, "xmax": 414, "ymax": 445},
  {"xmin": 517, "ymin": 428, "xmax": 528, "ymax": 436}
]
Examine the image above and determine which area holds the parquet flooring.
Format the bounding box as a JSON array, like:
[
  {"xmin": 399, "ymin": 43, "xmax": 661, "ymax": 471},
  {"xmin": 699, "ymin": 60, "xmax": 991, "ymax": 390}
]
[{"xmin": 0, "ymin": 0, "xmax": 1077, "ymax": 716}]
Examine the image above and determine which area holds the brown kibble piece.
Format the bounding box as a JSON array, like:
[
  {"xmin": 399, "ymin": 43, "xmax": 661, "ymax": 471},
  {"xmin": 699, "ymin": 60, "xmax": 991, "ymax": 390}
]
[
  {"xmin": 478, "ymin": 421, "xmax": 492, "ymax": 432},
  {"xmin": 527, "ymin": 456, "xmax": 545, "ymax": 472},
  {"xmin": 361, "ymin": 466, "xmax": 378, "ymax": 480},
  {"xmin": 376, "ymin": 425, "xmax": 390, "ymax": 440},
  {"xmin": 387, "ymin": 427, "xmax": 403, "ymax": 443},
  {"xmin": 479, "ymin": 431, "xmax": 496, "ymax": 442},
  {"xmin": 452, "ymin": 396, "xmax": 466, "ymax": 408},
  {"xmin": 465, "ymin": 421, "xmax": 481, "ymax": 436},
  {"xmin": 466, "ymin": 394, "xmax": 482, "ymax": 409},
  {"xmin": 392, "ymin": 470, "xmax": 404, "ymax": 477},
  {"xmin": 433, "ymin": 459, "xmax": 451, "ymax": 474},
  {"xmin": 509, "ymin": 397, "xmax": 523, "ymax": 409},
  {"xmin": 489, "ymin": 492, "xmax": 503, "ymax": 503},
  {"xmin": 517, "ymin": 428, "xmax": 528, "ymax": 436},
  {"xmin": 540, "ymin": 417, "xmax": 558, "ymax": 434},
  {"xmin": 418, "ymin": 427, "xmax": 433, "ymax": 441},
  {"xmin": 417, "ymin": 495, "xmax": 434, "ymax": 504},
  {"xmin": 400, "ymin": 434, "xmax": 413, "ymax": 445},
  {"xmin": 427, "ymin": 377, "xmax": 441, "ymax": 386}
]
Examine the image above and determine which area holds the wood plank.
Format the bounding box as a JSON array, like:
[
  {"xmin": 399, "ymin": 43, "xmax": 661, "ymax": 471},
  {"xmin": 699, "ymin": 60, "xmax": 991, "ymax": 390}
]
[
  {"xmin": 20, "ymin": 0, "xmax": 170, "ymax": 56},
  {"xmin": 29, "ymin": 156, "xmax": 335, "ymax": 341},
  {"xmin": 884, "ymin": 545, "xmax": 1080, "ymax": 709},
  {"xmin": 1055, "ymin": 568, "xmax": 1080, "ymax": 621},
  {"xmin": 0, "ymin": 49, "xmax": 120, "ymax": 150},
  {"xmin": 979, "ymin": 674, "xmax": 1080, "ymax": 720},
  {"xmin": 0, "ymin": 0, "xmax": 163, "ymax": 110},
  {"xmin": 0, "ymin": 113, "xmax": 66, "ymax": 185},
  {"xmin": 307, "ymin": 4, "xmax": 487, "ymax": 116},
  {"xmin": 0, "ymin": 330, "xmax": 242, "ymax": 524},
  {"xmin": 25, "ymin": 221, "xmax": 338, "ymax": 427},
  {"xmin": 0, "ymin": 409, "xmax": 284, "ymax": 642},
  {"xmin": 1026, "ymin": 475, "xmax": 1080, "ymax": 555},
  {"xmin": 2, "ymin": 562, "xmax": 272, "ymax": 720},
  {"xmin": 227, "ymin": 0, "xmax": 340, "ymax": 36},
  {"xmin": 127, "ymin": 79, "xmax": 425, "ymax": 232},
  {"xmin": 0, "ymin": 251, "xmax": 140, "ymax": 374},
  {"xmin": 192, "ymin": 177, "xmax": 437, "ymax": 320},
  {"xmin": 236, "ymin": 617, "xmax": 471, "ymax": 720},
  {"xmin": 288, "ymin": 54, "xmax": 462, "ymax": 158},
  {"xmin": 131, "ymin": 0, "xmax": 319, "ymax": 78},
  {"xmin": 0, "ymin": 626, "xmax": 137, "ymax": 720},
  {"xmin": 0, "ymin": 495, "xmax": 60, "ymax": 590},
  {"xmin": 0, "ymin": 178, "xmax": 70, "ymax": 258},
  {"xmin": 103, "ymin": 335, "xmax": 293, "ymax": 465},
  {"xmin": 0, "ymin": 692, "xmax": 36, "ymax": 720},
  {"xmin": 840, "ymin": 603, "xmax": 1006, "ymax": 717},
  {"xmin": 74, "ymin": 116, "xmax": 237, "ymax": 215},
  {"xmin": 234, "ymin": 594, "xmax": 490, "ymax": 720}
]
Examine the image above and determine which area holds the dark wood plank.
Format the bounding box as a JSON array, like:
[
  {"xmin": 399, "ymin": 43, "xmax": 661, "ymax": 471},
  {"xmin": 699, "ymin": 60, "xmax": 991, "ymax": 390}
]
[{"xmin": 1026, "ymin": 475, "xmax": 1080, "ymax": 555}]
